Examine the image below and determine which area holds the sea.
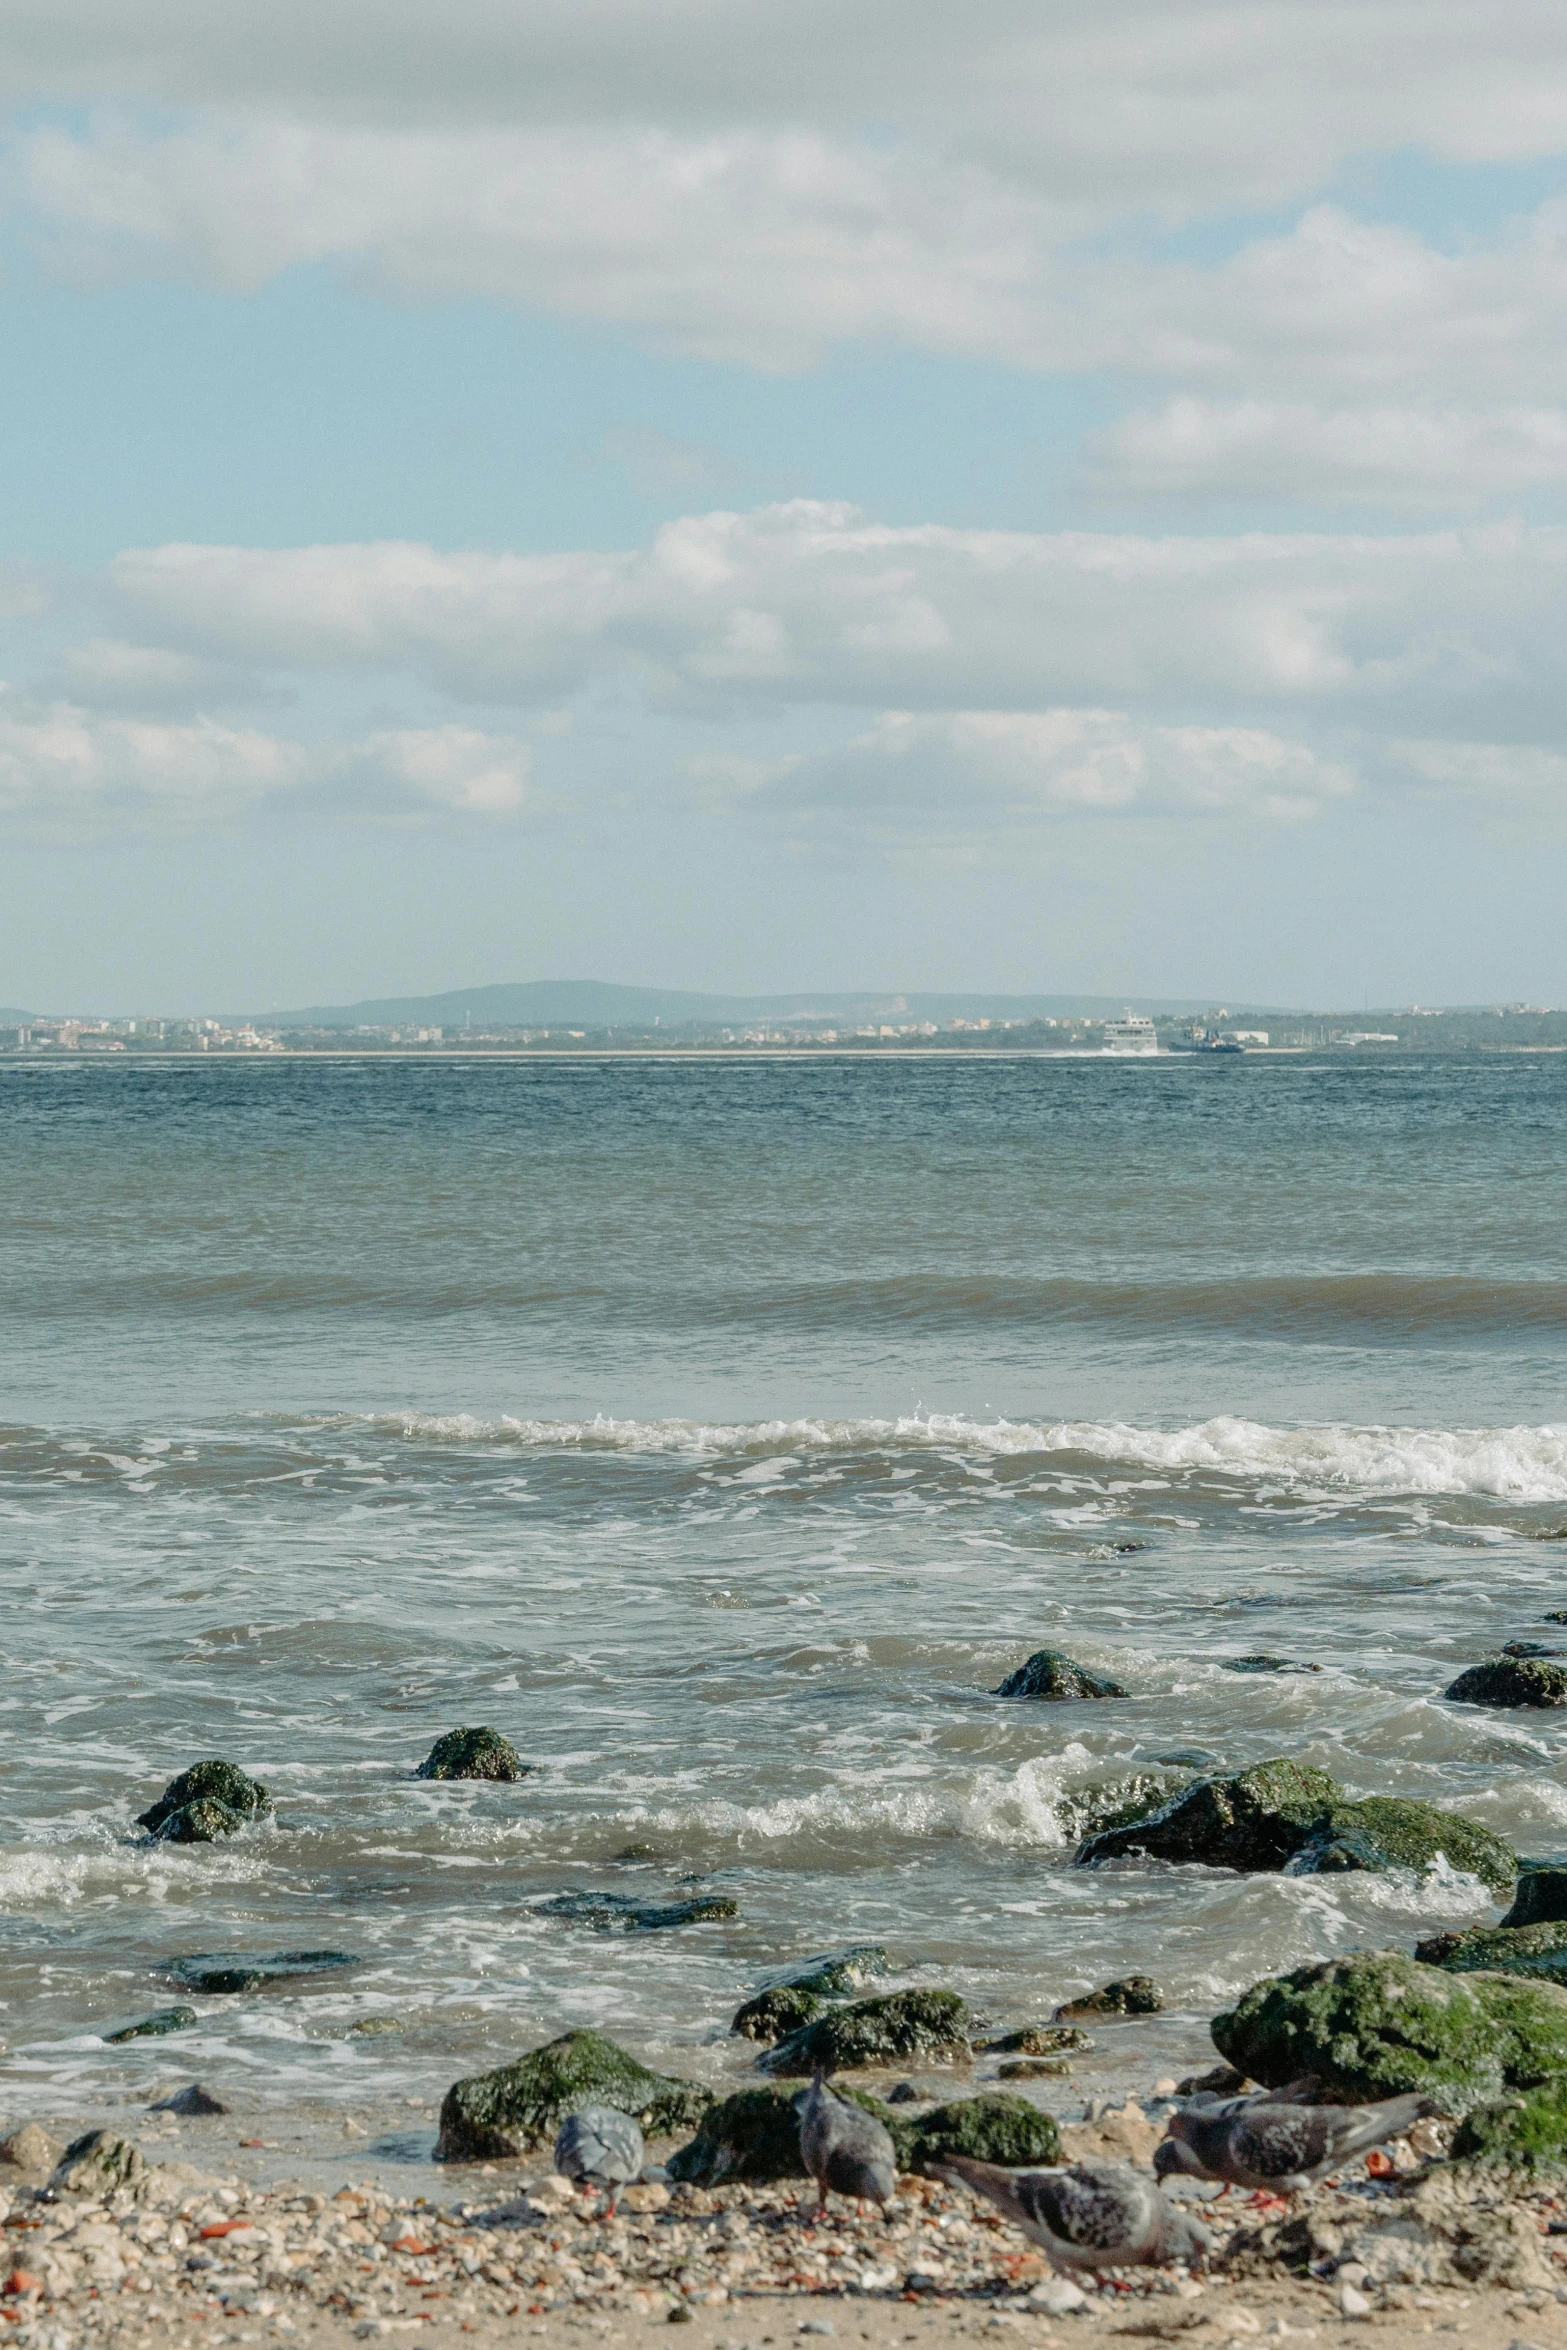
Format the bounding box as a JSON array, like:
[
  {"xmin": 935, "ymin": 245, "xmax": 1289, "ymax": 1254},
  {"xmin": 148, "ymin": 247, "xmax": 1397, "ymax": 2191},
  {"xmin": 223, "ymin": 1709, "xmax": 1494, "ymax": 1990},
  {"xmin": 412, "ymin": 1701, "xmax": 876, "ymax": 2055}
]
[{"xmin": 1, "ymin": 1048, "xmax": 1565, "ymax": 2160}]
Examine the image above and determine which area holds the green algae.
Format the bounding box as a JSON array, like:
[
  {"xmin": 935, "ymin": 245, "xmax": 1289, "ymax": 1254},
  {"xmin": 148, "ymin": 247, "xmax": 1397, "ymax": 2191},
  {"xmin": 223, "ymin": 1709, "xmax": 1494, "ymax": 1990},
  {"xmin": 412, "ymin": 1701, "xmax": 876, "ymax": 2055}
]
[{"xmin": 436, "ymin": 2027, "xmax": 712, "ymax": 2161}]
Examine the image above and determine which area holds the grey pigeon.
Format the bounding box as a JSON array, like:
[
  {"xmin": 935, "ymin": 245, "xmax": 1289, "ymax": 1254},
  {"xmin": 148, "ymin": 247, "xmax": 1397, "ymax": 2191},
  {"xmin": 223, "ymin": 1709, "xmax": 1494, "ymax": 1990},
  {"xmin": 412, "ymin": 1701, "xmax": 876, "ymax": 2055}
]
[
  {"xmin": 1156, "ymin": 2085, "xmax": 1437, "ymax": 2192},
  {"xmin": 797, "ymin": 2071, "xmax": 898, "ymax": 2214},
  {"xmin": 936, "ymin": 2156, "xmax": 1210, "ymax": 2273},
  {"xmin": 553, "ymin": 2104, "xmax": 646, "ymax": 2212}
]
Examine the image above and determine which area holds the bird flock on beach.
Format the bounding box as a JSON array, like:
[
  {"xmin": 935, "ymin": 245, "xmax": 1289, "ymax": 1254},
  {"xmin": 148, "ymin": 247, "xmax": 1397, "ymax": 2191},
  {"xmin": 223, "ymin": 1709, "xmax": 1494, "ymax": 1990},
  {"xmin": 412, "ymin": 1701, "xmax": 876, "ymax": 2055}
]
[{"xmin": 549, "ymin": 2067, "xmax": 1435, "ymax": 2278}]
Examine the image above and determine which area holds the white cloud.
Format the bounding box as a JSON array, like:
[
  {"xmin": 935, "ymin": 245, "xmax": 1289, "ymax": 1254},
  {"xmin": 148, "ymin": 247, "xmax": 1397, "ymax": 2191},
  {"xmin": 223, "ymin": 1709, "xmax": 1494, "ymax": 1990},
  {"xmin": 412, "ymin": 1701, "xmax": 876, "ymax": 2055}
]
[
  {"xmin": 0, "ymin": 694, "xmax": 532, "ymax": 835},
  {"xmin": 715, "ymin": 709, "xmax": 1355, "ymax": 839},
  {"xmin": 1392, "ymin": 737, "xmax": 1567, "ymax": 797},
  {"xmin": 5, "ymin": 1, "xmax": 1567, "ymax": 218},
  {"xmin": 96, "ymin": 503, "xmax": 1567, "ymax": 732},
  {"xmin": 1088, "ymin": 399, "xmax": 1567, "ymax": 507}
]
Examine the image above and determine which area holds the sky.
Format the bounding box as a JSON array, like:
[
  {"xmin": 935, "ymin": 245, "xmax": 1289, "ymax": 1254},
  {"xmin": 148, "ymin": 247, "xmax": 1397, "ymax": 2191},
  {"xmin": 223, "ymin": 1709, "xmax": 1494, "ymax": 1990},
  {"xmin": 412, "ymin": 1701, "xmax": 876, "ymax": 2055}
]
[{"xmin": 3, "ymin": 3, "xmax": 1567, "ymax": 1012}]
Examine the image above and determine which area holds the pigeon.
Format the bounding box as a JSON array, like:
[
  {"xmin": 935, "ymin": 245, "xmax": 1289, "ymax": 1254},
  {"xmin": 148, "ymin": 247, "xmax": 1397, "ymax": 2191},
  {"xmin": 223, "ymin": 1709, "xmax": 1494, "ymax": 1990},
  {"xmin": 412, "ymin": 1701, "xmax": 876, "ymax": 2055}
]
[
  {"xmin": 935, "ymin": 2157, "xmax": 1211, "ymax": 2273},
  {"xmin": 1155, "ymin": 2084, "xmax": 1438, "ymax": 2192},
  {"xmin": 553, "ymin": 2105, "xmax": 646, "ymax": 2212},
  {"xmin": 796, "ymin": 2071, "xmax": 899, "ymax": 2214}
]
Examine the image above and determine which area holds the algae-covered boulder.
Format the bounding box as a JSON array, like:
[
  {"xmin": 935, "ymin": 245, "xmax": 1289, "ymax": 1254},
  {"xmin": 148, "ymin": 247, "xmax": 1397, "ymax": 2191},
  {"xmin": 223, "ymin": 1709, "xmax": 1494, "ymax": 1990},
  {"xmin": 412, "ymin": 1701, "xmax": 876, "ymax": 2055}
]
[
  {"xmin": 137, "ymin": 1759, "xmax": 272, "ymax": 1844},
  {"xmin": 436, "ymin": 2027, "xmax": 712, "ymax": 2161},
  {"xmin": 909, "ymin": 2094, "xmax": 1060, "ymax": 2169},
  {"xmin": 1056, "ymin": 1976, "xmax": 1163, "ymax": 2019},
  {"xmin": 1445, "ymin": 1657, "xmax": 1567, "ymax": 1709},
  {"xmin": 733, "ymin": 1944, "xmax": 892, "ymax": 2041},
  {"xmin": 670, "ymin": 2083, "xmax": 915, "ymax": 2182},
  {"xmin": 1075, "ymin": 1760, "xmax": 1515, "ymax": 1895},
  {"xmin": 731, "ymin": 1985, "xmax": 824, "ymax": 2043},
  {"xmin": 760, "ymin": 1989, "xmax": 971, "ymax": 2076},
  {"xmin": 1212, "ymin": 1948, "xmax": 1567, "ymax": 2111},
  {"xmin": 415, "ymin": 1727, "xmax": 530, "ymax": 1782},
  {"xmin": 1503, "ymin": 1868, "xmax": 1567, "ymax": 1929},
  {"xmin": 1453, "ymin": 2081, "xmax": 1567, "ymax": 2170},
  {"xmin": 993, "ymin": 1650, "xmax": 1125, "ymax": 1700},
  {"xmin": 1416, "ymin": 1921, "xmax": 1567, "ymax": 1987}
]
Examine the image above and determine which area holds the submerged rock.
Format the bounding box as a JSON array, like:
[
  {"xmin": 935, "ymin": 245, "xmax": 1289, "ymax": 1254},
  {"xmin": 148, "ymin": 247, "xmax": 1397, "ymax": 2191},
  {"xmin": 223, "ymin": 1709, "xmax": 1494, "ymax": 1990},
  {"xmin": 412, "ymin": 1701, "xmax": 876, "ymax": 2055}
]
[
  {"xmin": 103, "ymin": 2006, "xmax": 197, "ymax": 2043},
  {"xmin": 539, "ymin": 1891, "xmax": 738, "ymax": 1932},
  {"xmin": 976, "ymin": 2025, "xmax": 1093, "ymax": 2055},
  {"xmin": 1223, "ymin": 1655, "xmax": 1322, "ymax": 1674},
  {"xmin": 151, "ymin": 2084, "xmax": 226, "ymax": 2116},
  {"xmin": 759, "ymin": 1989, "xmax": 971, "ymax": 2076},
  {"xmin": 51, "ymin": 2132, "xmax": 148, "ymax": 2194},
  {"xmin": 992, "ymin": 1650, "xmax": 1126, "ymax": 1699},
  {"xmin": 167, "ymin": 1949, "xmax": 360, "ymax": 1994},
  {"xmin": 730, "ymin": 1986, "xmax": 824, "ymax": 2043},
  {"xmin": 998, "ymin": 2056, "xmax": 1073, "ymax": 2079},
  {"xmin": 1211, "ymin": 1946, "xmax": 1567, "ymax": 2109},
  {"xmin": 1416, "ymin": 1919, "xmax": 1567, "ymax": 1986},
  {"xmin": 1074, "ymin": 1758, "xmax": 1515, "ymax": 1894},
  {"xmin": 1055, "ymin": 1976, "xmax": 1164, "ymax": 2018},
  {"xmin": 436, "ymin": 2027, "xmax": 712, "ymax": 2161},
  {"xmin": 1056, "ymin": 1773, "xmax": 1194, "ymax": 1842},
  {"xmin": 414, "ymin": 1727, "xmax": 530, "ymax": 1782},
  {"xmin": 755, "ymin": 1945, "xmax": 892, "ymax": 1997},
  {"xmin": 136, "ymin": 1759, "xmax": 272, "ymax": 1844},
  {"xmin": 1503, "ymin": 1867, "xmax": 1567, "ymax": 1929},
  {"xmin": 1444, "ymin": 1656, "xmax": 1567, "ymax": 1708}
]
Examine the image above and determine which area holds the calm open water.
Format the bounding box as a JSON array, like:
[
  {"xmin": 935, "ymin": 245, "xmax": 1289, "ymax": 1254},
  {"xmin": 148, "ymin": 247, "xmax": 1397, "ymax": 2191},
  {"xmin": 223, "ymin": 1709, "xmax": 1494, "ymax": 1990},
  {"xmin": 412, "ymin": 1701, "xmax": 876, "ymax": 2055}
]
[{"xmin": 1, "ymin": 1051, "xmax": 1565, "ymax": 2147}]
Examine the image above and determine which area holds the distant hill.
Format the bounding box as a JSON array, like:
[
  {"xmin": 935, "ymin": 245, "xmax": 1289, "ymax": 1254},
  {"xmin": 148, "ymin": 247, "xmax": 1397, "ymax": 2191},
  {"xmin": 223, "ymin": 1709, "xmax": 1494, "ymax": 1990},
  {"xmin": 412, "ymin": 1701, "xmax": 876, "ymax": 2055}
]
[{"xmin": 241, "ymin": 981, "xmax": 1221, "ymax": 1030}]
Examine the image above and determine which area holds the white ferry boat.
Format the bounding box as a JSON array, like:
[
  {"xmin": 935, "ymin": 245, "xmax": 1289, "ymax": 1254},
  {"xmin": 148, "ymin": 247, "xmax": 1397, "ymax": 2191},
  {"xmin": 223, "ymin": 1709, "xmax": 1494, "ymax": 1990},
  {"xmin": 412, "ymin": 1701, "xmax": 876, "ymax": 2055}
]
[{"xmin": 1102, "ymin": 1012, "xmax": 1159, "ymax": 1055}]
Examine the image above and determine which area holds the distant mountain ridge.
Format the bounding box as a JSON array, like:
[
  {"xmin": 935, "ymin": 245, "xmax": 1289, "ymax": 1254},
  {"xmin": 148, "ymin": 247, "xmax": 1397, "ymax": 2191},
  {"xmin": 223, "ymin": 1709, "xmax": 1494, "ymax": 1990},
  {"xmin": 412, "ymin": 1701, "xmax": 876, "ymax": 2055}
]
[{"xmin": 239, "ymin": 980, "xmax": 1226, "ymax": 1029}]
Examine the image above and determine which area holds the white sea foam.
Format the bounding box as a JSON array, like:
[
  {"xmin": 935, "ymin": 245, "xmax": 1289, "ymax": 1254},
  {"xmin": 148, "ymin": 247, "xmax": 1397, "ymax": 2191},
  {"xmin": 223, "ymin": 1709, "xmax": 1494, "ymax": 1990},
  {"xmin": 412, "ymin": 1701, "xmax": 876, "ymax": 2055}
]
[{"xmin": 371, "ymin": 1408, "xmax": 1567, "ymax": 1499}]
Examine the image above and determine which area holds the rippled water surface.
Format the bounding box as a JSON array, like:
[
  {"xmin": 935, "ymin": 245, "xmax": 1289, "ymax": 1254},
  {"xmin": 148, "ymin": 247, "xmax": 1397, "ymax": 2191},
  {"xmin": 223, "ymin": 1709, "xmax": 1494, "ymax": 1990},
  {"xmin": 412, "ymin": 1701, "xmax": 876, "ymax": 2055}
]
[{"xmin": 1, "ymin": 1052, "xmax": 1565, "ymax": 2140}]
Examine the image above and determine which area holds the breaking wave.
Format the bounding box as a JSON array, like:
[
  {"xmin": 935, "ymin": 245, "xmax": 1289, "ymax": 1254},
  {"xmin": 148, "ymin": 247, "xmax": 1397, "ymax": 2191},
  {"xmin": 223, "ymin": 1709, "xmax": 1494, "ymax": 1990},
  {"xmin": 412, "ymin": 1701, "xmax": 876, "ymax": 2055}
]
[{"xmin": 367, "ymin": 1409, "xmax": 1567, "ymax": 1501}]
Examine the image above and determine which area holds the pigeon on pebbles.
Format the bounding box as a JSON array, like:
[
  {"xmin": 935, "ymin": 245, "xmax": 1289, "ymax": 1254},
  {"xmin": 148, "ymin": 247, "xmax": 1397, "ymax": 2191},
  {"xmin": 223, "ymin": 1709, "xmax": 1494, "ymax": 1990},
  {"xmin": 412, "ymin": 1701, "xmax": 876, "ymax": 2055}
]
[
  {"xmin": 1155, "ymin": 2079, "xmax": 1438, "ymax": 2193},
  {"xmin": 796, "ymin": 2070, "xmax": 899, "ymax": 2215},
  {"xmin": 936, "ymin": 2157, "xmax": 1211, "ymax": 2273},
  {"xmin": 553, "ymin": 2105, "xmax": 646, "ymax": 2212}
]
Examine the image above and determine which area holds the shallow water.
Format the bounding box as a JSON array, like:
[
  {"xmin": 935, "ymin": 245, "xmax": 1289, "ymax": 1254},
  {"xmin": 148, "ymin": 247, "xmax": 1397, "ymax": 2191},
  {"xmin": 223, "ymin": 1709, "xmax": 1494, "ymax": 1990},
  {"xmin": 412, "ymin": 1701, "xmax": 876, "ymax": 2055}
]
[{"xmin": 0, "ymin": 1052, "xmax": 1564, "ymax": 2139}]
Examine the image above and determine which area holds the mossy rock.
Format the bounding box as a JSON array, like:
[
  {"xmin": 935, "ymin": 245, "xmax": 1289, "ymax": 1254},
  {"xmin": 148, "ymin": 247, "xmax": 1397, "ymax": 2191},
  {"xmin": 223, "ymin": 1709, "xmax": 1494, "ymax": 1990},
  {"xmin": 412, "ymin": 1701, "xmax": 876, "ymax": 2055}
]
[
  {"xmin": 993, "ymin": 1650, "xmax": 1125, "ymax": 1700},
  {"xmin": 1056, "ymin": 1975, "xmax": 1163, "ymax": 2018},
  {"xmin": 103, "ymin": 2006, "xmax": 197, "ymax": 2043},
  {"xmin": 1445, "ymin": 1657, "xmax": 1567, "ymax": 1709},
  {"xmin": 999, "ymin": 2056, "xmax": 1072, "ymax": 2079},
  {"xmin": 137, "ymin": 1759, "xmax": 272, "ymax": 1844},
  {"xmin": 1211, "ymin": 1947, "xmax": 1567, "ymax": 2112},
  {"xmin": 1503, "ymin": 1869, "xmax": 1567, "ymax": 1929},
  {"xmin": 1453, "ymin": 2082, "xmax": 1567, "ymax": 2170},
  {"xmin": 976, "ymin": 2025, "xmax": 1092, "ymax": 2055},
  {"xmin": 436, "ymin": 2027, "xmax": 712, "ymax": 2161},
  {"xmin": 1075, "ymin": 1760, "xmax": 1515, "ymax": 1895},
  {"xmin": 731, "ymin": 1985, "xmax": 825, "ymax": 2043},
  {"xmin": 1416, "ymin": 1921, "xmax": 1567, "ymax": 1987},
  {"xmin": 760, "ymin": 1989, "xmax": 971, "ymax": 2076},
  {"xmin": 415, "ymin": 1727, "xmax": 529, "ymax": 1781},
  {"xmin": 51, "ymin": 2133, "xmax": 148, "ymax": 2194},
  {"xmin": 909, "ymin": 2094, "xmax": 1061, "ymax": 2171},
  {"xmin": 668, "ymin": 2083, "xmax": 909, "ymax": 2184}
]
